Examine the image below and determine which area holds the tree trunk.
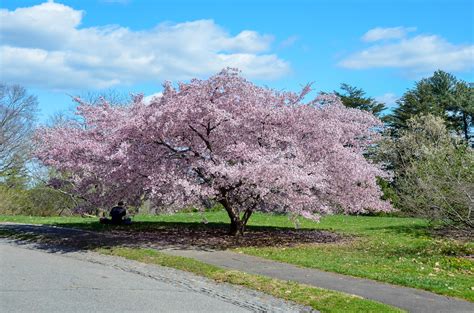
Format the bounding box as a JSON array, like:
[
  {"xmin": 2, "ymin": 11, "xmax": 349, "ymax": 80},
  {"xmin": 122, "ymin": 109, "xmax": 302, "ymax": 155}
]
[
  {"xmin": 220, "ymin": 199, "xmax": 252, "ymax": 236},
  {"xmin": 462, "ymin": 112, "xmax": 469, "ymax": 143},
  {"xmin": 229, "ymin": 219, "xmax": 244, "ymax": 236}
]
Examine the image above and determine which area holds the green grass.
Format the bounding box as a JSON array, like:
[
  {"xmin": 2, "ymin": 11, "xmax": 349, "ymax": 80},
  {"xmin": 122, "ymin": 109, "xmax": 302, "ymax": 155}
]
[
  {"xmin": 98, "ymin": 247, "xmax": 403, "ymax": 313},
  {"xmin": 1, "ymin": 211, "xmax": 473, "ymax": 301}
]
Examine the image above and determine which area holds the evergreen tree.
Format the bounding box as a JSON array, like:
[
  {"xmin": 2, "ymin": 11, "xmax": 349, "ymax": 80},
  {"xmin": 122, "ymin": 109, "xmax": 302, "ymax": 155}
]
[
  {"xmin": 449, "ymin": 81, "xmax": 474, "ymax": 142},
  {"xmin": 0, "ymin": 154, "xmax": 29, "ymax": 189},
  {"xmin": 335, "ymin": 83, "xmax": 387, "ymax": 120},
  {"xmin": 388, "ymin": 70, "xmax": 473, "ymax": 142}
]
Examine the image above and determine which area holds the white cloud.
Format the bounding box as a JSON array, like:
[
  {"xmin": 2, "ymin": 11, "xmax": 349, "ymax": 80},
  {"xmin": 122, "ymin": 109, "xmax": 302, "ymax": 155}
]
[
  {"xmin": 143, "ymin": 92, "xmax": 163, "ymax": 104},
  {"xmin": 0, "ymin": 1, "xmax": 290, "ymax": 90},
  {"xmin": 362, "ymin": 26, "xmax": 416, "ymax": 42},
  {"xmin": 375, "ymin": 93, "xmax": 398, "ymax": 108},
  {"xmin": 340, "ymin": 31, "xmax": 474, "ymax": 75}
]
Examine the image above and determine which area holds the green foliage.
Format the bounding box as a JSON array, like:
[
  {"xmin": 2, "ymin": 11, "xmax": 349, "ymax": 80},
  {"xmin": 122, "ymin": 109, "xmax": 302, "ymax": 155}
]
[
  {"xmin": 0, "ymin": 185, "xmax": 28, "ymax": 214},
  {"xmin": 24, "ymin": 185, "xmax": 77, "ymax": 216},
  {"xmin": 335, "ymin": 83, "xmax": 387, "ymax": 120},
  {"xmin": 388, "ymin": 71, "xmax": 473, "ymax": 142},
  {"xmin": 0, "ymin": 182, "xmax": 76, "ymax": 216},
  {"xmin": 398, "ymin": 144, "xmax": 473, "ymax": 226},
  {"xmin": 0, "ymin": 156, "xmax": 29, "ymax": 189},
  {"xmin": 379, "ymin": 114, "xmax": 473, "ymax": 227},
  {"xmin": 376, "ymin": 177, "xmax": 400, "ymax": 210}
]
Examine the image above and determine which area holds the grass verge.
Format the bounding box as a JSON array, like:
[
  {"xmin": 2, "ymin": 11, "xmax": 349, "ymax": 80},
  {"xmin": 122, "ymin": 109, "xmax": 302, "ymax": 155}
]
[{"xmin": 97, "ymin": 247, "xmax": 403, "ymax": 313}]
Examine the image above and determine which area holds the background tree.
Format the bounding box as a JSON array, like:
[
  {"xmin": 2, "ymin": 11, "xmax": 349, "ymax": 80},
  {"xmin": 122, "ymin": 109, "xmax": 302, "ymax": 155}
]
[
  {"xmin": 78, "ymin": 89, "xmax": 132, "ymax": 107},
  {"xmin": 334, "ymin": 83, "xmax": 387, "ymax": 120},
  {"xmin": 449, "ymin": 81, "xmax": 474, "ymax": 143},
  {"xmin": 36, "ymin": 69, "xmax": 393, "ymax": 235},
  {"xmin": 378, "ymin": 114, "xmax": 473, "ymax": 228},
  {"xmin": 0, "ymin": 83, "xmax": 36, "ymax": 214},
  {"xmin": 0, "ymin": 84, "xmax": 78, "ymax": 216},
  {"xmin": 0, "ymin": 83, "xmax": 38, "ymax": 176},
  {"xmin": 388, "ymin": 71, "xmax": 473, "ymax": 143}
]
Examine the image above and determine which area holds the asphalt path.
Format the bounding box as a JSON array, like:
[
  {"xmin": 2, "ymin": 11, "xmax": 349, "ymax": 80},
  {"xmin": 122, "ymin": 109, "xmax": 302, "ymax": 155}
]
[{"xmin": 0, "ymin": 240, "xmax": 311, "ymax": 313}]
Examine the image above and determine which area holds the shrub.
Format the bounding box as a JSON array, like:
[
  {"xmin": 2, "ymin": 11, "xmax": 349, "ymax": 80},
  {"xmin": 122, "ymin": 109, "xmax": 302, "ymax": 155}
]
[{"xmin": 380, "ymin": 114, "xmax": 473, "ymax": 227}]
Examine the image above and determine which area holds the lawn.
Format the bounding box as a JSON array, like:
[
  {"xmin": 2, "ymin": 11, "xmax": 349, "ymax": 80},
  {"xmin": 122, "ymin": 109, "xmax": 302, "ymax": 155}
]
[{"xmin": 1, "ymin": 211, "xmax": 473, "ymax": 301}]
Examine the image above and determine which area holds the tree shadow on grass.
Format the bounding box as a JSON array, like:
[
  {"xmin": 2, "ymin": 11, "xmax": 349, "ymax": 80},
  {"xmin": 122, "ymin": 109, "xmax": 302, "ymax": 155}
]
[
  {"xmin": 365, "ymin": 222, "xmax": 473, "ymax": 242},
  {"xmin": 356, "ymin": 224, "xmax": 473, "ymax": 258},
  {"xmin": 0, "ymin": 221, "xmax": 344, "ymax": 254},
  {"xmin": 363, "ymin": 223, "xmax": 432, "ymax": 238}
]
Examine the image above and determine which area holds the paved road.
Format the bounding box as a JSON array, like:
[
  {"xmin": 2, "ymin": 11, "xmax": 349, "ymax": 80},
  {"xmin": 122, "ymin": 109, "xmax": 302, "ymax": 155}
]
[{"xmin": 0, "ymin": 241, "xmax": 310, "ymax": 313}]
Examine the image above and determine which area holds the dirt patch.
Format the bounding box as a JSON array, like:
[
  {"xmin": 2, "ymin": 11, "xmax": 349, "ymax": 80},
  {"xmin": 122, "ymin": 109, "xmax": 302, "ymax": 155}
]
[
  {"xmin": 430, "ymin": 226, "xmax": 474, "ymax": 242},
  {"xmin": 107, "ymin": 226, "xmax": 345, "ymax": 249},
  {"xmin": 0, "ymin": 223, "xmax": 345, "ymax": 250}
]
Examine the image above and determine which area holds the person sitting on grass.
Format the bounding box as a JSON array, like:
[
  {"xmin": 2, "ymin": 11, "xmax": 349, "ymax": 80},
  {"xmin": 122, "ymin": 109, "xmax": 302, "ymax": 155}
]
[{"xmin": 100, "ymin": 201, "xmax": 132, "ymax": 225}]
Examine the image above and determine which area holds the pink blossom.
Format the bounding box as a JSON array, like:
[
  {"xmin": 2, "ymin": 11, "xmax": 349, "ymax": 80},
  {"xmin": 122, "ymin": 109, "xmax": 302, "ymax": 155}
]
[{"xmin": 35, "ymin": 68, "xmax": 393, "ymax": 232}]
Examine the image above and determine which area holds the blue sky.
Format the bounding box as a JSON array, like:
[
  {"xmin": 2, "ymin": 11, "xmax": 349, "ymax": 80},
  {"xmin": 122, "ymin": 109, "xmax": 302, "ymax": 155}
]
[{"xmin": 1, "ymin": 0, "xmax": 473, "ymax": 121}]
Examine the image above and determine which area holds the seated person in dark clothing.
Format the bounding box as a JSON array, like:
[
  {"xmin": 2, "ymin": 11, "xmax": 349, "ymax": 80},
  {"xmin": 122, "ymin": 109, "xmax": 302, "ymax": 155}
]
[{"xmin": 100, "ymin": 201, "xmax": 132, "ymax": 225}]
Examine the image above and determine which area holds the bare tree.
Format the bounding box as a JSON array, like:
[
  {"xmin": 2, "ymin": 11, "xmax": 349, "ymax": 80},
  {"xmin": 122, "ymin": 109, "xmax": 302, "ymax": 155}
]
[
  {"xmin": 0, "ymin": 83, "xmax": 38, "ymax": 175},
  {"xmin": 78, "ymin": 89, "xmax": 132, "ymax": 107}
]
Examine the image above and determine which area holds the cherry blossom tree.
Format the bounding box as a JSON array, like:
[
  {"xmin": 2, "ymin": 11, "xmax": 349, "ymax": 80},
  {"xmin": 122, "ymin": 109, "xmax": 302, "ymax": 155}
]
[{"xmin": 35, "ymin": 69, "xmax": 393, "ymax": 235}]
